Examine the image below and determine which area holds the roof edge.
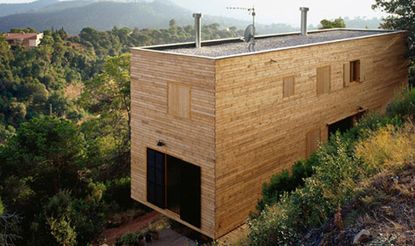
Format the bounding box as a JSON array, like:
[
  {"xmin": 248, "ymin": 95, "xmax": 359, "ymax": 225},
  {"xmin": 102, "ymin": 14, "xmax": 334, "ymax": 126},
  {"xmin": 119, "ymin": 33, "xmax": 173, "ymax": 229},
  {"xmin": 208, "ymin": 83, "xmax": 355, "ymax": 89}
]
[{"xmin": 130, "ymin": 28, "xmax": 407, "ymax": 60}]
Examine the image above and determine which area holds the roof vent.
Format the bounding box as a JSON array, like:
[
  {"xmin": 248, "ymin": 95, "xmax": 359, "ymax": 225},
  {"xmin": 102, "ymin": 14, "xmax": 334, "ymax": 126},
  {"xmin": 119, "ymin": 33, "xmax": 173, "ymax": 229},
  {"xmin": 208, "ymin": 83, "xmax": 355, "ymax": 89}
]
[
  {"xmin": 193, "ymin": 13, "xmax": 202, "ymax": 48},
  {"xmin": 300, "ymin": 7, "xmax": 309, "ymax": 36}
]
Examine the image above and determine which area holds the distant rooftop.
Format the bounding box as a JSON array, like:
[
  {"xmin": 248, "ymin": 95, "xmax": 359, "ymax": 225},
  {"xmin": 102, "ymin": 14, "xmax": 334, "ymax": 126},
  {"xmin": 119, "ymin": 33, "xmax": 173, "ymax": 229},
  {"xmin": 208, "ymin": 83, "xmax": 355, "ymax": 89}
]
[
  {"xmin": 135, "ymin": 29, "xmax": 402, "ymax": 59},
  {"xmin": 4, "ymin": 33, "xmax": 39, "ymax": 40}
]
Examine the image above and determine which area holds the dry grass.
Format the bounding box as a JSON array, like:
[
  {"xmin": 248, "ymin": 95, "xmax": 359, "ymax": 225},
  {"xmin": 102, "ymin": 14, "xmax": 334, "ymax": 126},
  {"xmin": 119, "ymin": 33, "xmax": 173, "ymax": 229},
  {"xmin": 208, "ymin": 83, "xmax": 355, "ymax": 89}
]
[
  {"xmin": 355, "ymin": 123, "xmax": 415, "ymax": 170},
  {"xmin": 64, "ymin": 83, "xmax": 83, "ymax": 100}
]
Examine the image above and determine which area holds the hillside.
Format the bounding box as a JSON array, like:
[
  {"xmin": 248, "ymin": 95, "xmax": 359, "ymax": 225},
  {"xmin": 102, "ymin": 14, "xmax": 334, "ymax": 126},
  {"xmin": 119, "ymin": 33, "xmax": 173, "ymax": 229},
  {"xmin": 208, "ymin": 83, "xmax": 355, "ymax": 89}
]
[
  {"xmin": 245, "ymin": 89, "xmax": 415, "ymax": 246},
  {"xmin": 305, "ymin": 162, "xmax": 415, "ymax": 245},
  {"xmin": 0, "ymin": 0, "xmax": 298, "ymax": 35},
  {"xmin": 0, "ymin": 1, "xmax": 192, "ymax": 34},
  {"xmin": 0, "ymin": 0, "xmax": 59, "ymax": 17}
]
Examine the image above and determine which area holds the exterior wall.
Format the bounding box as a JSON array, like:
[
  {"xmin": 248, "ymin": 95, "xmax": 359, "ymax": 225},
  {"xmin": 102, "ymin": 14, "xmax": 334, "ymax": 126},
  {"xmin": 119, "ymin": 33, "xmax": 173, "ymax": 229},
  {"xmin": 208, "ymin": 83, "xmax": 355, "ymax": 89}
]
[
  {"xmin": 36, "ymin": 33, "xmax": 44, "ymax": 46},
  {"xmin": 214, "ymin": 32, "xmax": 408, "ymax": 237},
  {"xmin": 130, "ymin": 50, "xmax": 216, "ymax": 237},
  {"xmin": 28, "ymin": 39, "xmax": 37, "ymax": 47}
]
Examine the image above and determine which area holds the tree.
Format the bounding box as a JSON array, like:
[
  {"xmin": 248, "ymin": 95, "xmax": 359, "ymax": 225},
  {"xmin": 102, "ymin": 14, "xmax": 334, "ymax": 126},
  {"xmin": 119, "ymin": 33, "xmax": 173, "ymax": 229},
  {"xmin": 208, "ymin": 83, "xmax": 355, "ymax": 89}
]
[
  {"xmin": 320, "ymin": 18, "xmax": 346, "ymax": 29},
  {"xmin": 10, "ymin": 28, "xmax": 37, "ymax": 33},
  {"xmin": 0, "ymin": 116, "xmax": 86, "ymax": 200},
  {"xmin": 0, "ymin": 116, "xmax": 99, "ymax": 244},
  {"xmin": 373, "ymin": 0, "xmax": 415, "ymax": 84},
  {"xmin": 373, "ymin": 0, "xmax": 414, "ymax": 54},
  {"xmin": 81, "ymin": 54, "xmax": 131, "ymax": 174}
]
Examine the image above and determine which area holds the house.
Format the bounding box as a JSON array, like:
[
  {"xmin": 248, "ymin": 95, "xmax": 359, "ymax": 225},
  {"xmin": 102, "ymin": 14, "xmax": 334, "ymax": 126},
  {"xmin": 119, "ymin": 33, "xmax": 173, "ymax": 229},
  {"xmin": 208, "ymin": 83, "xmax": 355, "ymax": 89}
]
[
  {"xmin": 4, "ymin": 33, "xmax": 44, "ymax": 48},
  {"xmin": 130, "ymin": 10, "xmax": 408, "ymax": 239}
]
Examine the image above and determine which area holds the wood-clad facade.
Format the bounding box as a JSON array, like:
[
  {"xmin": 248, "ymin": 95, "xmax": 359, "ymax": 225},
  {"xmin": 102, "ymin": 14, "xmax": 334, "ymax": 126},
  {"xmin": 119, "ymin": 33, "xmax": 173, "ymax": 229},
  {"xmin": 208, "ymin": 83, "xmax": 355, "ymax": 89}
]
[
  {"xmin": 130, "ymin": 51, "xmax": 216, "ymax": 236},
  {"xmin": 131, "ymin": 30, "xmax": 408, "ymax": 239}
]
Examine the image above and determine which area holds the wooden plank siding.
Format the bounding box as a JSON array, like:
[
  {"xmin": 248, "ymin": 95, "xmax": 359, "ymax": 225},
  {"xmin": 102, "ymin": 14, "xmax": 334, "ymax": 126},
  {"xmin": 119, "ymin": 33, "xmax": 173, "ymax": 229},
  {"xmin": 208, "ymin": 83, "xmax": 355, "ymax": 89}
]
[
  {"xmin": 130, "ymin": 49, "xmax": 216, "ymax": 237},
  {"xmin": 131, "ymin": 31, "xmax": 408, "ymax": 239},
  {"xmin": 214, "ymin": 32, "xmax": 408, "ymax": 237}
]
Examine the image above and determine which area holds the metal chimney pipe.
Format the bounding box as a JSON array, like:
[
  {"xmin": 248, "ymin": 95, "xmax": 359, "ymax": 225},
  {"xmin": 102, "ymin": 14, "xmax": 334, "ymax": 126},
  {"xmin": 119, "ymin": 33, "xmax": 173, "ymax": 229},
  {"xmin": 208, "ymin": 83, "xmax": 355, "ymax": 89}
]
[
  {"xmin": 300, "ymin": 7, "xmax": 309, "ymax": 36},
  {"xmin": 193, "ymin": 13, "xmax": 202, "ymax": 48}
]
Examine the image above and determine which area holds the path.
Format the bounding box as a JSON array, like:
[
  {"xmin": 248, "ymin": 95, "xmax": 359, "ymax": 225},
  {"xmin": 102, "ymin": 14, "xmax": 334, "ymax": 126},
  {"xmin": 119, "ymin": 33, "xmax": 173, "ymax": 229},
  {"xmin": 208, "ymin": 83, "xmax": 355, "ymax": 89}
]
[{"xmin": 100, "ymin": 211, "xmax": 161, "ymax": 245}]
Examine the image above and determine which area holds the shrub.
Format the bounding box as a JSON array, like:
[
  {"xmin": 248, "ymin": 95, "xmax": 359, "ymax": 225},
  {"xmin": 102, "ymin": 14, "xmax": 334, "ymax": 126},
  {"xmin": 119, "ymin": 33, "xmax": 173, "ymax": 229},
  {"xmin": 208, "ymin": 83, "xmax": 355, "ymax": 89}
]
[
  {"xmin": 257, "ymin": 156, "xmax": 317, "ymax": 211},
  {"xmin": 47, "ymin": 216, "xmax": 77, "ymax": 246},
  {"xmin": 248, "ymin": 136, "xmax": 368, "ymax": 245},
  {"xmin": 343, "ymin": 112, "xmax": 402, "ymax": 143},
  {"xmin": 115, "ymin": 232, "xmax": 143, "ymax": 246},
  {"xmin": 104, "ymin": 177, "xmax": 135, "ymax": 210},
  {"xmin": 355, "ymin": 123, "xmax": 415, "ymax": 170},
  {"xmin": 256, "ymin": 112, "xmax": 402, "ymax": 213},
  {"xmin": 386, "ymin": 88, "xmax": 415, "ymax": 118},
  {"xmin": 248, "ymin": 122, "xmax": 415, "ymax": 245},
  {"xmin": 43, "ymin": 189, "xmax": 106, "ymax": 244}
]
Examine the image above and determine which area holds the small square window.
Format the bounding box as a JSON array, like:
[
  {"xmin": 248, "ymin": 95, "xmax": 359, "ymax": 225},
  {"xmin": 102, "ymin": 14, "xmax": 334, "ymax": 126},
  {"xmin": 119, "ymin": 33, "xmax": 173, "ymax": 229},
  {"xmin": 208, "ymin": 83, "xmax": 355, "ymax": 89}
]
[{"xmin": 283, "ymin": 76, "xmax": 295, "ymax": 98}]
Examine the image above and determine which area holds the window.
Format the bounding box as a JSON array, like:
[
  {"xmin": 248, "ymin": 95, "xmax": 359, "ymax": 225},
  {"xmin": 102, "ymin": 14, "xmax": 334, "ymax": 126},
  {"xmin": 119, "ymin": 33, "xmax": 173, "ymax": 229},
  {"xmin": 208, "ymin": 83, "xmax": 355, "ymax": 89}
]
[
  {"xmin": 147, "ymin": 149, "xmax": 201, "ymax": 228},
  {"xmin": 328, "ymin": 111, "xmax": 366, "ymax": 136},
  {"xmin": 283, "ymin": 76, "xmax": 295, "ymax": 98},
  {"xmin": 350, "ymin": 60, "xmax": 361, "ymax": 82},
  {"xmin": 168, "ymin": 83, "xmax": 191, "ymax": 119},
  {"xmin": 306, "ymin": 128, "xmax": 321, "ymax": 157},
  {"xmin": 316, "ymin": 66, "xmax": 331, "ymax": 95},
  {"xmin": 147, "ymin": 149, "xmax": 166, "ymax": 209},
  {"xmin": 344, "ymin": 60, "xmax": 361, "ymax": 87}
]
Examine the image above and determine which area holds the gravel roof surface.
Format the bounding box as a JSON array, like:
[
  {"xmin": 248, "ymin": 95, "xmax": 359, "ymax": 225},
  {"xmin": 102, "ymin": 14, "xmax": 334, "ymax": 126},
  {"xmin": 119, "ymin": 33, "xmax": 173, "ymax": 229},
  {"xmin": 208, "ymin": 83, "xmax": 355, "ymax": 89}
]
[{"xmin": 163, "ymin": 30, "xmax": 386, "ymax": 58}]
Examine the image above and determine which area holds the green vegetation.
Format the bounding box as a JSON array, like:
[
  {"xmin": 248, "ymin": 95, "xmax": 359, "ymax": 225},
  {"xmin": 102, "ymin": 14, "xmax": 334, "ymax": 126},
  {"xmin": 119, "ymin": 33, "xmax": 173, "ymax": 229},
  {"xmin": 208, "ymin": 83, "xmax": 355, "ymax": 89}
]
[
  {"xmin": 256, "ymin": 157, "xmax": 316, "ymax": 212},
  {"xmin": 373, "ymin": 0, "xmax": 415, "ymax": 85},
  {"xmin": 0, "ymin": 22, "xmax": 241, "ymax": 245},
  {"xmin": 247, "ymin": 89, "xmax": 413, "ymax": 245},
  {"xmin": 319, "ymin": 18, "xmax": 346, "ymax": 29},
  {"xmin": 0, "ymin": 197, "xmax": 3, "ymax": 215}
]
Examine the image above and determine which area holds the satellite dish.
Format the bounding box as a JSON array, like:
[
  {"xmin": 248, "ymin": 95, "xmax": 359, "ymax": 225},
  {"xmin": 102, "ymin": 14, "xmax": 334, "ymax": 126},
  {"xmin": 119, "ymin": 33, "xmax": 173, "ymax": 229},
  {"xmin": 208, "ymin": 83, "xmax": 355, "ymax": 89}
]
[
  {"xmin": 244, "ymin": 24, "xmax": 255, "ymax": 43},
  {"xmin": 244, "ymin": 24, "xmax": 256, "ymax": 52},
  {"xmin": 227, "ymin": 6, "xmax": 256, "ymax": 52}
]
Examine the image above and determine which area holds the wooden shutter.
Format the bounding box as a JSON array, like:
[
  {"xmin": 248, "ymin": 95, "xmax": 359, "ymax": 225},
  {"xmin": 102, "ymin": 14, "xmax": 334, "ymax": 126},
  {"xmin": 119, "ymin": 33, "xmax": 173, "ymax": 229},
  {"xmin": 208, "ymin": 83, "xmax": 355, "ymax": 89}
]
[
  {"xmin": 168, "ymin": 83, "xmax": 191, "ymax": 119},
  {"xmin": 343, "ymin": 63, "xmax": 351, "ymax": 87},
  {"xmin": 306, "ymin": 128, "xmax": 321, "ymax": 157},
  {"xmin": 147, "ymin": 149, "xmax": 166, "ymax": 209},
  {"xmin": 317, "ymin": 66, "xmax": 331, "ymax": 95},
  {"xmin": 360, "ymin": 59, "xmax": 368, "ymax": 82},
  {"xmin": 283, "ymin": 76, "xmax": 295, "ymax": 98}
]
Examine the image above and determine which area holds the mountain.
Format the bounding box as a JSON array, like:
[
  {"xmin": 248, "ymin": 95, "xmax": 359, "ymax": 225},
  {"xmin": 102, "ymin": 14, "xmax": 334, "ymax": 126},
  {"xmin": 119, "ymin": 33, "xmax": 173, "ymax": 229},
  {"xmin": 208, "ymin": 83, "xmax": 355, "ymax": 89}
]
[
  {"xmin": 0, "ymin": 0, "xmax": 59, "ymax": 17},
  {"xmin": 0, "ymin": 0, "xmax": 193, "ymax": 34},
  {"xmin": 0, "ymin": 0, "xmax": 297, "ymax": 35}
]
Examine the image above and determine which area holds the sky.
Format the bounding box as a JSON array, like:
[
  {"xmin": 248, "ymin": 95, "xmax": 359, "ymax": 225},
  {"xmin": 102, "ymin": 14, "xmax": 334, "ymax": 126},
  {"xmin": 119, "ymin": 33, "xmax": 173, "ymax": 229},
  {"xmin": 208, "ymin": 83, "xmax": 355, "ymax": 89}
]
[
  {"xmin": 0, "ymin": 0, "xmax": 386, "ymax": 26},
  {"xmin": 172, "ymin": 0, "xmax": 385, "ymax": 26}
]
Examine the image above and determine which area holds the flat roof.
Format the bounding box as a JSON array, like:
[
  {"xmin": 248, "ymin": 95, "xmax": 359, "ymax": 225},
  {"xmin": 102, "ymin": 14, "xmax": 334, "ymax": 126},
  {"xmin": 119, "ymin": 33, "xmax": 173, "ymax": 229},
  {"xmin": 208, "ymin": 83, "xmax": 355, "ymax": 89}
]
[{"xmin": 132, "ymin": 29, "xmax": 405, "ymax": 59}]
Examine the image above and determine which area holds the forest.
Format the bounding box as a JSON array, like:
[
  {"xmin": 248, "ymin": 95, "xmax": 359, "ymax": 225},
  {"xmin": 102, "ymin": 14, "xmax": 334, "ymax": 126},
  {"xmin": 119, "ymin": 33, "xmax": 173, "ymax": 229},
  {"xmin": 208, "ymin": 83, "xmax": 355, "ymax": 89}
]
[{"xmin": 0, "ymin": 22, "xmax": 242, "ymax": 245}]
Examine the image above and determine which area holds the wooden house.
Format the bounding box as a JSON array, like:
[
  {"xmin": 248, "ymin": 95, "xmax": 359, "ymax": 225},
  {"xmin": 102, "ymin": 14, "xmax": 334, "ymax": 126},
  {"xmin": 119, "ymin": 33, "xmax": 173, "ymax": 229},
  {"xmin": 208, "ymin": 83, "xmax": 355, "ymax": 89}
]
[{"xmin": 130, "ymin": 27, "xmax": 408, "ymax": 239}]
